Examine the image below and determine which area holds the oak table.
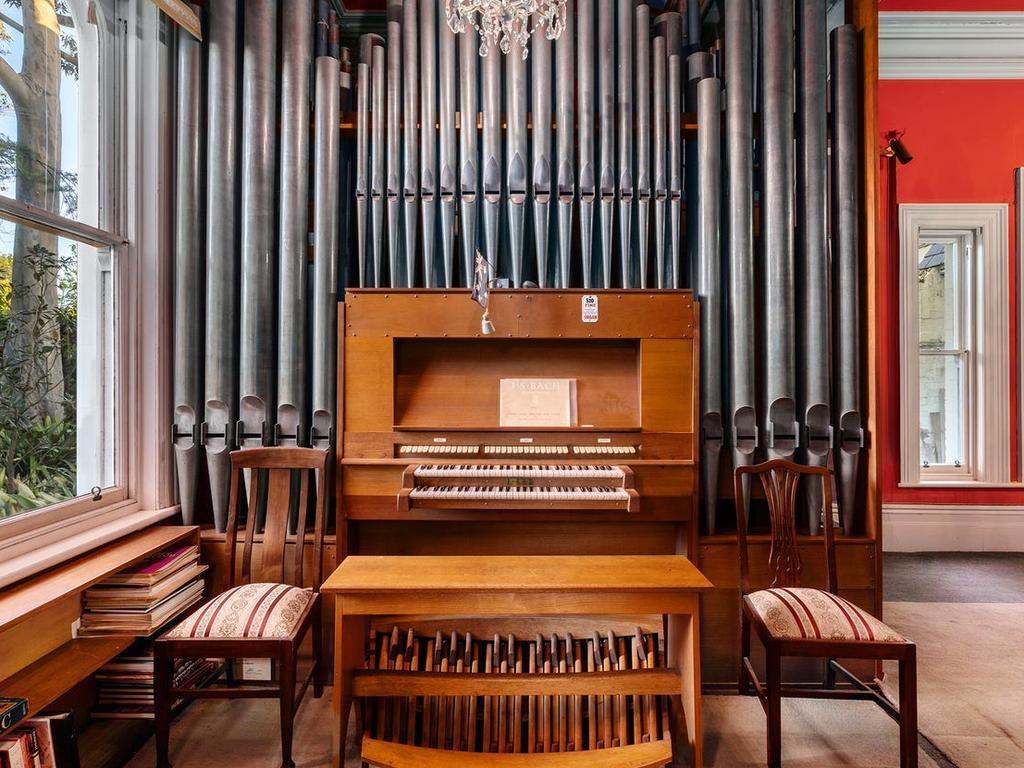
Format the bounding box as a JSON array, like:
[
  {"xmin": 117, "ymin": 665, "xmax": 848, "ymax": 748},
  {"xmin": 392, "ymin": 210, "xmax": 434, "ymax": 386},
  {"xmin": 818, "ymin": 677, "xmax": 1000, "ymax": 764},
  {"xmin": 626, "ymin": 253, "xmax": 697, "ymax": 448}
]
[{"xmin": 323, "ymin": 554, "xmax": 713, "ymax": 767}]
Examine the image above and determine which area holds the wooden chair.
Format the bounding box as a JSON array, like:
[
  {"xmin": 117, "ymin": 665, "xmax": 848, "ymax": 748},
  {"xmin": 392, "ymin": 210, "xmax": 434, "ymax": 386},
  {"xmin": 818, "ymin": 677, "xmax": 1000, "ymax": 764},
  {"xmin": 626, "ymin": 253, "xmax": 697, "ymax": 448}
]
[
  {"xmin": 736, "ymin": 459, "xmax": 917, "ymax": 768},
  {"xmin": 154, "ymin": 447, "xmax": 328, "ymax": 768}
]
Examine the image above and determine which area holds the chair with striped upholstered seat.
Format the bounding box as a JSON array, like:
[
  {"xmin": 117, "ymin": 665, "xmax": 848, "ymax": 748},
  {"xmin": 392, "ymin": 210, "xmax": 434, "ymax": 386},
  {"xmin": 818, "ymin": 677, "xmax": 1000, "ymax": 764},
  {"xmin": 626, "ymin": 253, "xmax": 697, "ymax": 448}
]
[
  {"xmin": 154, "ymin": 447, "xmax": 329, "ymax": 768},
  {"xmin": 736, "ymin": 459, "xmax": 918, "ymax": 768}
]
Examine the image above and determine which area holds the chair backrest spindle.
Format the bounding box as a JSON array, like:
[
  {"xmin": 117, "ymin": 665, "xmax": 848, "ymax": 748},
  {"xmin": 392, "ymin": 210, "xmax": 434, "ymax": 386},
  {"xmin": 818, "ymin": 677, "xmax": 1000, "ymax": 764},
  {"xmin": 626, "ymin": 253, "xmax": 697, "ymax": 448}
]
[
  {"xmin": 222, "ymin": 447, "xmax": 330, "ymax": 591},
  {"xmin": 734, "ymin": 459, "xmax": 837, "ymax": 596}
]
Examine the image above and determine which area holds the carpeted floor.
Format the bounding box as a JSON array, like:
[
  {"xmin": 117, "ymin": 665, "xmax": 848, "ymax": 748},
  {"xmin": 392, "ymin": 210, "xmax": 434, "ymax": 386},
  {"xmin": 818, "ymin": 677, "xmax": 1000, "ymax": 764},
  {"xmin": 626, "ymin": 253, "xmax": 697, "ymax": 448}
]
[{"xmin": 124, "ymin": 553, "xmax": 1024, "ymax": 768}]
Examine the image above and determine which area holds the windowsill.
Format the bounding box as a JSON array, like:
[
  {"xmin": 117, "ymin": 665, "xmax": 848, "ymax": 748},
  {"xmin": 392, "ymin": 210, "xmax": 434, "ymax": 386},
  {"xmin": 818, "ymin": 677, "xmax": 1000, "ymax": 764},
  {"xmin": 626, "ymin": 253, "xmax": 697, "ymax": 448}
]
[
  {"xmin": 897, "ymin": 481, "xmax": 1021, "ymax": 489},
  {"xmin": 0, "ymin": 503, "xmax": 179, "ymax": 591}
]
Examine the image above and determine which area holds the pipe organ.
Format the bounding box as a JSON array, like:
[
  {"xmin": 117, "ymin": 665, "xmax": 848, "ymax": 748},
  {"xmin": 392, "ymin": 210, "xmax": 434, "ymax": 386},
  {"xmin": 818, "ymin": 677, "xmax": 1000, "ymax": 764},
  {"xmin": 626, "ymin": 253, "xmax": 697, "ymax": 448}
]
[{"xmin": 170, "ymin": 0, "xmax": 878, "ymax": 686}]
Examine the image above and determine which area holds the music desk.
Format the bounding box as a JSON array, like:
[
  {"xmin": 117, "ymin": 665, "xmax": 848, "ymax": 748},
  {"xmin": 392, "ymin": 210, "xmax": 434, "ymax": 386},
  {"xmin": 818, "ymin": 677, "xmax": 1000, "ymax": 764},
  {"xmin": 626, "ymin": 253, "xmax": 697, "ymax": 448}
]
[{"xmin": 323, "ymin": 555, "xmax": 713, "ymax": 767}]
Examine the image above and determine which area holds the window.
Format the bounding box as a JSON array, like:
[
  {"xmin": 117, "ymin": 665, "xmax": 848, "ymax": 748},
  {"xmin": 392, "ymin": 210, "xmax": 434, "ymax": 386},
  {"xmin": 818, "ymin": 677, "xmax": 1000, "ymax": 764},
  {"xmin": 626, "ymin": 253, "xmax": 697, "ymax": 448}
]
[
  {"xmin": 0, "ymin": 0, "xmax": 122, "ymax": 520},
  {"xmin": 899, "ymin": 204, "xmax": 1010, "ymax": 485}
]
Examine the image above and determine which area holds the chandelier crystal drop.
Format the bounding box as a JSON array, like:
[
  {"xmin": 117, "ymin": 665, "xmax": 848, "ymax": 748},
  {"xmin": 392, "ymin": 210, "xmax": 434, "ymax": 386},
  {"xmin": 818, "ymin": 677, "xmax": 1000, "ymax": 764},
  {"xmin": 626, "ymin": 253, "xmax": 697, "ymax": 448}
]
[{"xmin": 445, "ymin": 0, "xmax": 567, "ymax": 59}]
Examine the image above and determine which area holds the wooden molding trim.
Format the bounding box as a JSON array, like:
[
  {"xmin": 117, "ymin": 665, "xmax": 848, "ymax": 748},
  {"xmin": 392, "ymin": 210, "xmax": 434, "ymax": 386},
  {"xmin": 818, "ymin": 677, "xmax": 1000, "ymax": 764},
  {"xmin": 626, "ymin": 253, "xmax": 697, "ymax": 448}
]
[{"xmin": 879, "ymin": 12, "xmax": 1024, "ymax": 79}]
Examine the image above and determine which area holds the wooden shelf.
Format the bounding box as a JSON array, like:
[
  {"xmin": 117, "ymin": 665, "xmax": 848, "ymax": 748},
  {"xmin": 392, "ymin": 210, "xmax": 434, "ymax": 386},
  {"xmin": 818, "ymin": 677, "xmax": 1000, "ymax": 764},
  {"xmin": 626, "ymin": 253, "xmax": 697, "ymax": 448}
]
[
  {"xmin": 0, "ymin": 526, "xmax": 198, "ymax": 632},
  {"xmin": 0, "ymin": 636, "xmax": 133, "ymax": 728}
]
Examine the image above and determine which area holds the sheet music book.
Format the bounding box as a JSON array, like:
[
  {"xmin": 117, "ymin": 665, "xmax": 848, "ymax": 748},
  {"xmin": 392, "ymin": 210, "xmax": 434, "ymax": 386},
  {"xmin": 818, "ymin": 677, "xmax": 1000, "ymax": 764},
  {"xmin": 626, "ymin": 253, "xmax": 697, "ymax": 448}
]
[{"xmin": 499, "ymin": 379, "xmax": 577, "ymax": 427}]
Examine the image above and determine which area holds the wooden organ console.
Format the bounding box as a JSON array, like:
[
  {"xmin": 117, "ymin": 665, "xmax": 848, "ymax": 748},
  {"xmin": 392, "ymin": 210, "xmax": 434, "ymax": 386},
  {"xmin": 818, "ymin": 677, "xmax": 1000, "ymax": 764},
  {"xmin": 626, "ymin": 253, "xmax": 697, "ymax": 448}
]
[{"xmin": 336, "ymin": 290, "xmax": 703, "ymax": 764}]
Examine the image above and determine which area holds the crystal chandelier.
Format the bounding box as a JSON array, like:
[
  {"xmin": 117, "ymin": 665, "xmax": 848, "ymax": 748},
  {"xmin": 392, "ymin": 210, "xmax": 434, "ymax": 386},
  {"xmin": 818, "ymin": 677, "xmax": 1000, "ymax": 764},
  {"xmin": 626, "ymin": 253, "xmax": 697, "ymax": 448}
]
[{"xmin": 445, "ymin": 0, "xmax": 567, "ymax": 59}]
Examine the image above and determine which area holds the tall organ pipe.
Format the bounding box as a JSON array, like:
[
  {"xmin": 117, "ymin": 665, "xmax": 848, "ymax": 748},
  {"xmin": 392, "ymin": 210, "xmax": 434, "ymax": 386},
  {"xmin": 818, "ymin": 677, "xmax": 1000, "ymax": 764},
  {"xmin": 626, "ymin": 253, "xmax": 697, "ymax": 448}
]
[
  {"xmin": 420, "ymin": 0, "xmax": 437, "ymax": 287},
  {"xmin": 831, "ymin": 24, "xmax": 862, "ymax": 535},
  {"xmin": 531, "ymin": 16, "xmax": 553, "ymax": 288},
  {"xmin": 725, "ymin": 0, "xmax": 757, "ymax": 517},
  {"xmin": 635, "ymin": 4, "xmax": 651, "ymax": 288},
  {"xmin": 507, "ymin": 39, "xmax": 528, "ymax": 288},
  {"xmin": 555, "ymin": 0, "xmax": 575, "ymax": 288},
  {"xmin": 402, "ymin": 0, "xmax": 419, "ymax": 286},
  {"xmin": 616, "ymin": 0, "xmax": 634, "ymax": 289},
  {"xmin": 761, "ymin": 0, "xmax": 798, "ymax": 460},
  {"xmin": 577, "ymin": 0, "xmax": 596, "ymax": 288},
  {"xmin": 203, "ymin": 0, "xmax": 240, "ymax": 531},
  {"xmin": 311, "ymin": 31, "xmax": 340, "ymax": 446},
  {"xmin": 355, "ymin": 59, "xmax": 370, "ymax": 288},
  {"xmin": 652, "ymin": 35, "xmax": 667, "ymax": 289},
  {"xmin": 458, "ymin": 28, "xmax": 479, "ymax": 286},
  {"xmin": 667, "ymin": 54, "xmax": 682, "ymax": 288},
  {"xmin": 370, "ymin": 43, "xmax": 386, "ymax": 286},
  {"xmin": 173, "ymin": 6, "xmax": 203, "ymax": 525},
  {"xmin": 481, "ymin": 41, "xmax": 502, "ymax": 272},
  {"xmin": 697, "ymin": 76, "xmax": 723, "ymax": 535},
  {"xmin": 798, "ymin": 0, "xmax": 830, "ymax": 532},
  {"xmin": 685, "ymin": 51, "xmax": 713, "ymax": 288},
  {"xmin": 687, "ymin": 0, "xmax": 700, "ymax": 52},
  {"xmin": 654, "ymin": 10, "xmax": 684, "ymax": 57},
  {"xmin": 438, "ymin": 8, "xmax": 457, "ymax": 288},
  {"xmin": 597, "ymin": 0, "xmax": 615, "ymax": 288},
  {"xmin": 278, "ymin": 1, "xmax": 312, "ymax": 446},
  {"xmin": 386, "ymin": 1, "xmax": 403, "ymax": 286}
]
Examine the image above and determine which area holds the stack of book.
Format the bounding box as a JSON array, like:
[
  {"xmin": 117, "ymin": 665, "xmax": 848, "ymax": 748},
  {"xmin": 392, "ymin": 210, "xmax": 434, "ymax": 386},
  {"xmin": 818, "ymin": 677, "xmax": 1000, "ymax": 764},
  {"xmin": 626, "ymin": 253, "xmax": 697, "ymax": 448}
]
[
  {"xmin": 92, "ymin": 648, "xmax": 220, "ymax": 720},
  {"xmin": 79, "ymin": 546, "xmax": 206, "ymax": 636},
  {"xmin": 0, "ymin": 712, "xmax": 79, "ymax": 768}
]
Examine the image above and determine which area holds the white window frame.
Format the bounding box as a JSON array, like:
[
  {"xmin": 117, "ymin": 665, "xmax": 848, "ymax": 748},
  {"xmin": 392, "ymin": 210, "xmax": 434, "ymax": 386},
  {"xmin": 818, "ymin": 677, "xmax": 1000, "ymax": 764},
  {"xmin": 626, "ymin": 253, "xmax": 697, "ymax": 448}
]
[
  {"xmin": 899, "ymin": 204, "xmax": 1011, "ymax": 486},
  {"xmin": 0, "ymin": 0, "xmax": 176, "ymax": 587}
]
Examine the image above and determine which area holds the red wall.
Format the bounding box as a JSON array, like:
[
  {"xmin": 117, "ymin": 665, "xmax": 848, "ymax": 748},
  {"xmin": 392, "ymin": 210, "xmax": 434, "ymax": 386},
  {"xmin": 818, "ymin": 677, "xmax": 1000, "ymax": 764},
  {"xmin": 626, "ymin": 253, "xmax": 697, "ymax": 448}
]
[
  {"xmin": 878, "ymin": 77, "xmax": 1024, "ymax": 503},
  {"xmin": 881, "ymin": 1, "xmax": 1024, "ymax": 10}
]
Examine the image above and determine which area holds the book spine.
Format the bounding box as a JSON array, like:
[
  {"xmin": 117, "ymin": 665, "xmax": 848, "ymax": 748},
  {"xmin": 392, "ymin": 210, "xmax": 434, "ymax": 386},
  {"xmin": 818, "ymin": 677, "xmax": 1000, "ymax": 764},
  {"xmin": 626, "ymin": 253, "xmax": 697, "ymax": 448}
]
[{"xmin": 0, "ymin": 700, "xmax": 29, "ymax": 734}]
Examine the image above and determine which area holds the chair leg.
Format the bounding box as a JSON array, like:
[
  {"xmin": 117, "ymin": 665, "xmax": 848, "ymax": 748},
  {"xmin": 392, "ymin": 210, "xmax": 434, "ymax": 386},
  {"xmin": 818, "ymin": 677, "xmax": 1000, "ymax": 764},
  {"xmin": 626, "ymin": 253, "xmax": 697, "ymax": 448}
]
[
  {"xmin": 739, "ymin": 610, "xmax": 752, "ymax": 695},
  {"xmin": 899, "ymin": 649, "xmax": 919, "ymax": 768},
  {"xmin": 312, "ymin": 598, "xmax": 324, "ymax": 699},
  {"xmin": 154, "ymin": 644, "xmax": 174, "ymax": 768},
  {"xmin": 279, "ymin": 647, "xmax": 297, "ymax": 768},
  {"xmin": 823, "ymin": 657, "xmax": 837, "ymax": 689},
  {"xmin": 766, "ymin": 646, "xmax": 782, "ymax": 768}
]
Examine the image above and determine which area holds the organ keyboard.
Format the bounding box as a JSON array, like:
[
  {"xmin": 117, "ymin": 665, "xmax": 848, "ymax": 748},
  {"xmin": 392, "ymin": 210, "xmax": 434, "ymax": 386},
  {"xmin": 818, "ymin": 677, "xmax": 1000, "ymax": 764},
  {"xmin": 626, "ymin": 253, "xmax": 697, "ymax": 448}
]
[{"xmin": 340, "ymin": 290, "xmax": 698, "ymax": 546}]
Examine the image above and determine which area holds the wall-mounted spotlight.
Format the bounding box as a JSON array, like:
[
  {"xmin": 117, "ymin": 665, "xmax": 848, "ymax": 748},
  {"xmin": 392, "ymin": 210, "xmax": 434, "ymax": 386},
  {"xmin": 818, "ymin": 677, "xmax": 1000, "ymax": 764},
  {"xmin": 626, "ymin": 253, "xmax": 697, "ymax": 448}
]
[{"xmin": 882, "ymin": 131, "xmax": 913, "ymax": 165}]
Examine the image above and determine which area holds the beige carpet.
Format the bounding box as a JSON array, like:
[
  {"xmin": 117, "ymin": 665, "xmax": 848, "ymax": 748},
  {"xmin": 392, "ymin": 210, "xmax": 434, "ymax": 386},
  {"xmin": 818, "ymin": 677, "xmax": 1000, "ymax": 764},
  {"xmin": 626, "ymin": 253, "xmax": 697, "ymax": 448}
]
[{"xmin": 122, "ymin": 601, "xmax": 1023, "ymax": 767}]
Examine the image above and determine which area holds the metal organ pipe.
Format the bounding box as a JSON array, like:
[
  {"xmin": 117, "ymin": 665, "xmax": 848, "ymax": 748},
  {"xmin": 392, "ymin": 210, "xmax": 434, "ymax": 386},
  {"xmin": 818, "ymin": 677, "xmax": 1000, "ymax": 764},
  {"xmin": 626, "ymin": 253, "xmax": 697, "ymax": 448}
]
[
  {"xmin": 635, "ymin": 4, "xmax": 651, "ymax": 289},
  {"xmin": 278, "ymin": 1, "xmax": 313, "ymax": 447},
  {"xmin": 555, "ymin": 0, "xmax": 575, "ymax": 288},
  {"xmin": 481, "ymin": 40, "xmax": 502, "ymax": 274},
  {"xmin": 531, "ymin": 16, "xmax": 553, "ymax": 288},
  {"xmin": 667, "ymin": 54, "xmax": 683, "ymax": 288},
  {"xmin": 173, "ymin": 5, "xmax": 203, "ymax": 525},
  {"xmin": 697, "ymin": 76, "xmax": 723, "ymax": 535},
  {"xmin": 370, "ymin": 43, "xmax": 386, "ymax": 287},
  {"xmin": 831, "ymin": 24, "xmax": 863, "ymax": 535},
  {"xmin": 597, "ymin": 0, "xmax": 615, "ymax": 289},
  {"xmin": 402, "ymin": 0, "xmax": 420, "ymax": 287},
  {"xmin": 420, "ymin": 0, "xmax": 438, "ymax": 287},
  {"xmin": 724, "ymin": 0, "xmax": 757, "ymax": 518},
  {"xmin": 616, "ymin": 0, "xmax": 634, "ymax": 289},
  {"xmin": 312, "ymin": 17, "xmax": 340, "ymax": 447},
  {"xmin": 458, "ymin": 27, "xmax": 479, "ymax": 286},
  {"xmin": 798, "ymin": 0, "xmax": 831, "ymax": 532},
  {"xmin": 386, "ymin": 1, "xmax": 403, "ymax": 286},
  {"xmin": 507, "ymin": 37, "xmax": 529, "ymax": 288},
  {"xmin": 355, "ymin": 59, "xmax": 370, "ymax": 288},
  {"xmin": 761, "ymin": 0, "xmax": 798, "ymax": 460},
  {"xmin": 577, "ymin": 0, "xmax": 596, "ymax": 289},
  {"xmin": 438, "ymin": 8, "xmax": 457, "ymax": 288},
  {"xmin": 652, "ymin": 34, "xmax": 667, "ymax": 289},
  {"xmin": 686, "ymin": 51, "xmax": 713, "ymax": 288},
  {"xmin": 203, "ymin": 0, "xmax": 240, "ymax": 531}
]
